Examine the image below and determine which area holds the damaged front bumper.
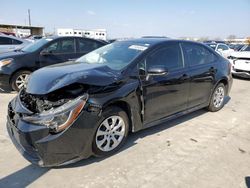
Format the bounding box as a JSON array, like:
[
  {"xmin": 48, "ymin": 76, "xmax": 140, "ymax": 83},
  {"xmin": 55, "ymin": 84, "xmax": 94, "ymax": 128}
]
[
  {"xmin": 230, "ymin": 59, "xmax": 250, "ymax": 79},
  {"xmin": 7, "ymin": 96, "xmax": 101, "ymax": 167}
]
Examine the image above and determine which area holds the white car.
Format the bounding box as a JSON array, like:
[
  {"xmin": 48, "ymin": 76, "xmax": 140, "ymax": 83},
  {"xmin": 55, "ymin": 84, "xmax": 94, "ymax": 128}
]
[
  {"xmin": 206, "ymin": 43, "xmax": 234, "ymax": 58},
  {"xmin": 0, "ymin": 34, "xmax": 31, "ymax": 54},
  {"xmin": 228, "ymin": 51, "xmax": 250, "ymax": 78}
]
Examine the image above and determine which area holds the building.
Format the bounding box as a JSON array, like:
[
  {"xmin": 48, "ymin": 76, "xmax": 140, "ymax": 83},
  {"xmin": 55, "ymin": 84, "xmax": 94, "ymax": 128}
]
[
  {"xmin": 57, "ymin": 28, "xmax": 107, "ymax": 40},
  {"xmin": 224, "ymin": 38, "xmax": 249, "ymax": 44},
  {"xmin": 0, "ymin": 24, "xmax": 44, "ymax": 38}
]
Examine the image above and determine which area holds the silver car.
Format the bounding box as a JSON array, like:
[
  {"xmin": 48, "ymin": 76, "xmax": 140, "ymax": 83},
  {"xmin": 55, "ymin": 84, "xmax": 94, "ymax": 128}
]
[{"xmin": 0, "ymin": 34, "xmax": 31, "ymax": 54}]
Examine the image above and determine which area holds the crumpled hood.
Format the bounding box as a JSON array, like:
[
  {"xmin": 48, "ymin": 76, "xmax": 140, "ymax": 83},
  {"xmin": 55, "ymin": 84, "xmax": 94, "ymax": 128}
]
[
  {"xmin": 26, "ymin": 61, "xmax": 121, "ymax": 95},
  {"xmin": 230, "ymin": 51, "xmax": 250, "ymax": 59}
]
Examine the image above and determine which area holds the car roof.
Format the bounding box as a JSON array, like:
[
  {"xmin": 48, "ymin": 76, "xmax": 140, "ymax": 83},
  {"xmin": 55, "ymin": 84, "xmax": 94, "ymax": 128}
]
[
  {"xmin": 123, "ymin": 37, "xmax": 170, "ymax": 45},
  {"xmin": 119, "ymin": 38, "xmax": 206, "ymax": 47},
  {"xmin": 45, "ymin": 35, "xmax": 109, "ymax": 44},
  {"xmin": 0, "ymin": 33, "xmax": 22, "ymax": 40}
]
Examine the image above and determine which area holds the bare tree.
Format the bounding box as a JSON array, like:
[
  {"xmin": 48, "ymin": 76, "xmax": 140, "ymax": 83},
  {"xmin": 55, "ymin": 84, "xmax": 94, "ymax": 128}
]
[
  {"xmin": 227, "ymin": 35, "xmax": 237, "ymax": 40},
  {"xmin": 247, "ymin": 37, "xmax": 250, "ymax": 44},
  {"xmin": 198, "ymin": 37, "xmax": 209, "ymax": 42}
]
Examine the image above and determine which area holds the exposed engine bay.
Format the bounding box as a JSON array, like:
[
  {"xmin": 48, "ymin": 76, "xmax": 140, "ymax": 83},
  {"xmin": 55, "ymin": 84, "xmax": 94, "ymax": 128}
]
[
  {"xmin": 19, "ymin": 83, "xmax": 121, "ymax": 114},
  {"xmin": 19, "ymin": 84, "xmax": 87, "ymax": 113}
]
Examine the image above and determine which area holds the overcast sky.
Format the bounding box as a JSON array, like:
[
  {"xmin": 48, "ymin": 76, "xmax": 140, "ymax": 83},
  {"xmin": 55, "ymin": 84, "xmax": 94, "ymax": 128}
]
[{"xmin": 1, "ymin": 0, "xmax": 250, "ymax": 39}]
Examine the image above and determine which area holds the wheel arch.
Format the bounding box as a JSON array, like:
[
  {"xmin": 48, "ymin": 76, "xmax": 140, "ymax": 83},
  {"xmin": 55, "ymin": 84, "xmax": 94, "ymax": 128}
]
[
  {"xmin": 9, "ymin": 67, "xmax": 33, "ymax": 84},
  {"xmin": 216, "ymin": 77, "xmax": 229, "ymax": 95},
  {"xmin": 103, "ymin": 100, "xmax": 133, "ymax": 133}
]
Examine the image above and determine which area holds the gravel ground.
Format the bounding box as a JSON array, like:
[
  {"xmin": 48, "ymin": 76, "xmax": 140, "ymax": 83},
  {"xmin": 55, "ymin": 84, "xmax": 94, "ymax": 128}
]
[{"xmin": 0, "ymin": 78, "xmax": 250, "ymax": 188}]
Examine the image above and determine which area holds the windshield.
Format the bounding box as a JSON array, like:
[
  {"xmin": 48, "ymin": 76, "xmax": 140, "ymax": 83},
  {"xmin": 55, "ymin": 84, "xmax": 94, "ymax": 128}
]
[
  {"xmin": 22, "ymin": 38, "xmax": 52, "ymax": 52},
  {"xmin": 76, "ymin": 41, "xmax": 149, "ymax": 70}
]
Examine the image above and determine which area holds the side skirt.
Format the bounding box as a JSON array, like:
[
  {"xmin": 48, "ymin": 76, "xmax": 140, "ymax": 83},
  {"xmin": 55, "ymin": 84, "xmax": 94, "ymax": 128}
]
[{"xmin": 142, "ymin": 103, "xmax": 208, "ymax": 130}]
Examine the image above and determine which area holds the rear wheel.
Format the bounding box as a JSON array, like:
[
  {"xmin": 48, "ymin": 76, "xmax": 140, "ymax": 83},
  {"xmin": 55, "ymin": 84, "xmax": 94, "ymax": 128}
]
[
  {"xmin": 11, "ymin": 70, "xmax": 31, "ymax": 91},
  {"xmin": 207, "ymin": 83, "xmax": 226, "ymax": 112},
  {"xmin": 92, "ymin": 107, "xmax": 129, "ymax": 157}
]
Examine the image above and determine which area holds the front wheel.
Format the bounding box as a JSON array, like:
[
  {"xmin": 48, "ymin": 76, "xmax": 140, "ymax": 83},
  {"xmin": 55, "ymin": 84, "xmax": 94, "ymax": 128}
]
[
  {"xmin": 92, "ymin": 107, "xmax": 129, "ymax": 157},
  {"xmin": 207, "ymin": 83, "xmax": 226, "ymax": 112},
  {"xmin": 10, "ymin": 70, "xmax": 31, "ymax": 91}
]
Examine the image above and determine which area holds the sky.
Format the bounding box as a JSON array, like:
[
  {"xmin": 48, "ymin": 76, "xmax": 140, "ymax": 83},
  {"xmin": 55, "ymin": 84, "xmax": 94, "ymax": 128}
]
[{"xmin": 0, "ymin": 0, "xmax": 250, "ymax": 39}]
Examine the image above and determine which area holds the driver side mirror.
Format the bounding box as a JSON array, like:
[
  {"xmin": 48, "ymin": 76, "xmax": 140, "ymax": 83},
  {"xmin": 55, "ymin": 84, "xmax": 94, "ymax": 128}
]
[
  {"xmin": 146, "ymin": 67, "xmax": 168, "ymax": 80},
  {"xmin": 148, "ymin": 67, "xmax": 168, "ymax": 75}
]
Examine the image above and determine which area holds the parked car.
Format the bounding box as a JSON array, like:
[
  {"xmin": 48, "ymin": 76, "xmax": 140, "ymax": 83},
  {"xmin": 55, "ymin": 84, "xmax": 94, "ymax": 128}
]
[
  {"xmin": 25, "ymin": 35, "xmax": 44, "ymax": 43},
  {"xmin": 0, "ymin": 36, "xmax": 108, "ymax": 91},
  {"xmin": 203, "ymin": 40, "xmax": 227, "ymax": 44},
  {"xmin": 239, "ymin": 45, "xmax": 250, "ymax": 52},
  {"xmin": 205, "ymin": 42, "xmax": 234, "ymax": 58},
  {"xmin": 7, "ymin": 38, "xmax": 233, "ymax": 167},
  {"xmin": 229, "ymin": 44, "xmax": 245, "ymax": 51},
  {"xmin": 0, "ymin": 34, "xmax": 31, "ymax": 54},
  {"xmin": 228, "ymin": 51, "xmax": 250, "ymax": 78}
]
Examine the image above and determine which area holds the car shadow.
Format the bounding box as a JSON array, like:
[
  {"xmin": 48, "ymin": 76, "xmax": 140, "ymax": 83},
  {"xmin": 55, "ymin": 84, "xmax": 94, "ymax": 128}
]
[
  {"xmin": 232, "ymin": 76, "xmax": 250, "ymax": 81},
  {"xmin": 0, "ymin": 164, "xmax": 49, "ymax": 188},
  {"xmin": 224, "ymin": 96, "xmax": 231, "ymax": 105},
  {"xmin": 246, "ymin": 177, "xmax": 250, "ymax": 188},
  {"xmin": 0, "ymin": 89, "xmax": 16, "ymax": 94}
]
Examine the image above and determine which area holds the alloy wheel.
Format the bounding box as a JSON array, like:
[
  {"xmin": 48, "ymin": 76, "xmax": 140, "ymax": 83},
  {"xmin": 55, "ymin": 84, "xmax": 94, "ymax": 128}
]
[
  {"xmin": 95, "ymin": 115, "xmax": 126, "ymax": 152},
  {"xmin": 15, "ymin": 73, "xmax": 29, "ymax": 89},
  {"xmin": 213, "ymin": 86, "xmax": 225, "ymax": 108}
]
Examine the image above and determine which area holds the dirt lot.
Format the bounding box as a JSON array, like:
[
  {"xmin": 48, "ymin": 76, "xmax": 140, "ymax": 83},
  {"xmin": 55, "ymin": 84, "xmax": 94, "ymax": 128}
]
[{"xmin": 0, "ymin": 78, "xmax": 250, "ymax": 188}]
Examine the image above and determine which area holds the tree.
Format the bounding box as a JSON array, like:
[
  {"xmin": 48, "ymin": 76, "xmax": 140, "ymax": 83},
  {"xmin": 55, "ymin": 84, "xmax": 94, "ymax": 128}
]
[
  {"xmin": 247, "ymin": 37, "xmax": 250, "ymax": 44},
  {"xmin": 227, "ymin": 35, "xmax": 237, "ymax": 40}
]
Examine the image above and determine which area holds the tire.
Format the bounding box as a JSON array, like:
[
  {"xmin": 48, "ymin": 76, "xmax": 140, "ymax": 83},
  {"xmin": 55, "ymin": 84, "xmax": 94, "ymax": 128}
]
[
  {"xmin": 207, "ymin": 83, "xmax": 226, "ymax": 112},
  {"xmin": 10, "ymin": 70, "xmax": 31, "ymax": 91},
  {"xmin": 92, "ymin": 106, "xmax": 129, "ymax": 157}
]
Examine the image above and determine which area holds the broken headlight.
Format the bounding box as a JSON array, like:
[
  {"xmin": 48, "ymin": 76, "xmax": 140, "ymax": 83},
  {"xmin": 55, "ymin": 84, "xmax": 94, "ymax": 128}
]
[{"xmin": 22, "ymin": 95, "xmax": 88, "ymax": 133}]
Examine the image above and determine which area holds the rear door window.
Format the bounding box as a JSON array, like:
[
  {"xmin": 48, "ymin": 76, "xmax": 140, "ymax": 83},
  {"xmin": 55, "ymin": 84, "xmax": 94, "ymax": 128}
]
[{"xmin": 181, "ymin": 43, "xmax": 216, "ymax": 67}]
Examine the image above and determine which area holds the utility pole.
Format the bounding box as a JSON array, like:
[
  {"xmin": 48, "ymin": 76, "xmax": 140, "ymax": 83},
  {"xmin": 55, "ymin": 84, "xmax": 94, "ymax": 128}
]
[{"xmin": 28, "ymin": 9, "xmax": 31, "ymax": 26}]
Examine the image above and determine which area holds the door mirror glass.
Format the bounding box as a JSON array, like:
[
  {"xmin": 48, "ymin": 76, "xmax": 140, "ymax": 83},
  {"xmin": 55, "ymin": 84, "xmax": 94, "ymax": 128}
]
[{"xmin": 148, "ymin": 66, "xmax": 168, "ymax": 75}]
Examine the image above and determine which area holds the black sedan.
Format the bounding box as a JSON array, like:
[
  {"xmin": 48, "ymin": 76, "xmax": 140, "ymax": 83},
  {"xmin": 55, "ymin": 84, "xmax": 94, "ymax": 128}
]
[
  {"xmin": 7, "ymin": 38, "xmax": 233, "ymax": 167},
  {"xmin": 0, "ymin": 36, "xmax": 108, "ymax": 91}
]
